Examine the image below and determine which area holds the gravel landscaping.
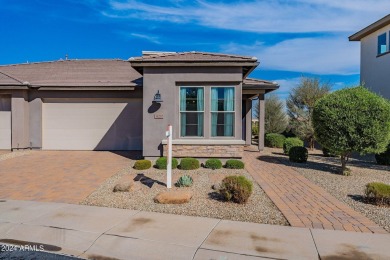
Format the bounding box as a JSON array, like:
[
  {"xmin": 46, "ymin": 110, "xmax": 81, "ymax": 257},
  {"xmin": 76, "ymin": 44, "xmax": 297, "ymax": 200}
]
[
  {"xmin": 80, "ymin": 164, "xmax": 288, "ymax": 226},
  {"xmin": 262, "ymin": 148, "xmax": 390, "ymax": 232},
  {"xmin": 0, "ymin": 150, "xmax": 32, "ymax": 161}
]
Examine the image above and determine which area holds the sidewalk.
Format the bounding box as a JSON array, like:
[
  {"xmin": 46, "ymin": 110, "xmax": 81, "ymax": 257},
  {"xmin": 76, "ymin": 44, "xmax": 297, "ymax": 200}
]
[
  {"xmin": 0, "ymin": 200, "xmax": 389, "ymax": 259},
  {"xmin": 243, "ymin": 149, "xmax": 388, "ymax": 234}
]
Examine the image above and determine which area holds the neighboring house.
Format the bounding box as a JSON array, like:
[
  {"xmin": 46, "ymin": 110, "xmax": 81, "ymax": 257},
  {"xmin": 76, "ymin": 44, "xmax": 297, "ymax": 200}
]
[
  {"xmin": 0, "ymin": 51, "xmax": 278, "ymax": 158},
  {"xmin": 349, "ymin": 14, "xmax": 390, "ymax": 98}
]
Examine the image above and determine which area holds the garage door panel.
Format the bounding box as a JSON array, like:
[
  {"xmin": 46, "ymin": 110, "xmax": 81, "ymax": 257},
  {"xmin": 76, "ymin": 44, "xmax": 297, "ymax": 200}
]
[
  {"xmin": 43, "ymin": 100, "xmax": 142, "ymax": 150},
  {"xmin": 0, "ymin": 112, "xmax": 11, "ymax": 149},
  {"xmin": 44, "ymin": 104, "xmax": 124, "ymax": 130}
]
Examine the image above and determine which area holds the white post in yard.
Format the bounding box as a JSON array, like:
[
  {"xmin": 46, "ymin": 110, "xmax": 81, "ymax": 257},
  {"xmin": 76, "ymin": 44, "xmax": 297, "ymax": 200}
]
[{"xmin": 166, "ymin": 125, "xmax": 173, "ymax": 188}]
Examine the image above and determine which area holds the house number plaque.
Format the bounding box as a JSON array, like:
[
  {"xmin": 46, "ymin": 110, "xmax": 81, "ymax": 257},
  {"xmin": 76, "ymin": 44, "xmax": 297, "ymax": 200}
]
[{"xmin": 154, "ymin": 114, "xmax": 163, "ymax": 119}]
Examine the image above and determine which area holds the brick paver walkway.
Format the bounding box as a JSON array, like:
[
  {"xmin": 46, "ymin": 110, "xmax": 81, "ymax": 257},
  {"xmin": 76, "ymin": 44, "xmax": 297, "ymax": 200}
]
[
  {"xmin": 0, "ymin": 151, "xmax": 134, "ymax": 203},
  {"xmin": 243, "ymin": 149, "xmax": 387, "ymax": 234}
]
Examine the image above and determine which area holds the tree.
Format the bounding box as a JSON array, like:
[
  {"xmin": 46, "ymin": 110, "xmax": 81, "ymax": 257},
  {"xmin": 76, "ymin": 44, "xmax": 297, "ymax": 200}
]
[
  {"xmin": 253, "ymin": 94, "xmax": 287, "ymax": 134},
  {"xmin": 287, "ymin": 77, "xmax": 331, "ymax": 149},
  {"xmin": 313, "ymin": 86, "xmax": 390, "ymax": 175}
]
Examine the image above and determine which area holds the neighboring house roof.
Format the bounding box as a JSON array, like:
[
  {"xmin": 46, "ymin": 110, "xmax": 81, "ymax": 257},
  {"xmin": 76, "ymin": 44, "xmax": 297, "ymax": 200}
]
[
  {"xmin": 349, "ymin": 14, "xmax": 390, "ymax": 41},
  {"xmin": 0, "ymin": 59, "xmax": 142, "ymax": 89},
  {"xmin": 129, "ymin": 51, "xmax": 259, "ymax": 77},
  {"xmin": 243, "ymin": 78, "xmax": 279, "ymax": 93}
]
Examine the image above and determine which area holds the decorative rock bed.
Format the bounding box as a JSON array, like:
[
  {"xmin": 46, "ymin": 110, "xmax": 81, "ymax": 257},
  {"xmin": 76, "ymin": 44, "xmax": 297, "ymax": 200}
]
[{"xmin": 80, "ymin": 166, "xmax": 288, "ymax": 226}]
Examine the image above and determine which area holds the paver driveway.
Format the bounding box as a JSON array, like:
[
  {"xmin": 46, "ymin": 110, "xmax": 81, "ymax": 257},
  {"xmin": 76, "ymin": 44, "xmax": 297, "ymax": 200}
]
[{"xmin": 0, "ymin": 151, "xmax": 135, "ymax": 203}]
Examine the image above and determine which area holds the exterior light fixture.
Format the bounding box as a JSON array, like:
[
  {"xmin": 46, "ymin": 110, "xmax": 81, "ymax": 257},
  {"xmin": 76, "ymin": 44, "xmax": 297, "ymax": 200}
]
[{"xmin": 153, "ymin": 90, "xmax": 163, "ymax": 103}]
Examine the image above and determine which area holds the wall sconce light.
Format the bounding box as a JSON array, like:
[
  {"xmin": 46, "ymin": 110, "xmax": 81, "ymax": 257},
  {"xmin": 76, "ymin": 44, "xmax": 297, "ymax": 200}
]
[{"xmin": 153, "ymin": 90, "xmax": 163, "ymax": 103}]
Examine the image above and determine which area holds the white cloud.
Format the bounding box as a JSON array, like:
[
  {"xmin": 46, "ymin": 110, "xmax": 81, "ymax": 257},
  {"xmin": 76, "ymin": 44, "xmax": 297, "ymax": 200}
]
[
  {"xmin": 104, "ymin": 0, "xmax": 389, "ymax": 33},
  {"xmin": 87, "ymin": 1, "xmax": 386, "ymax": 75},
  {"xmin": 222, "ymin": 35, "xmax": 359, "ymax": 75},
  {"xmin": 129, "ymin": 33, "xmax": 161, "ymax": 44}
]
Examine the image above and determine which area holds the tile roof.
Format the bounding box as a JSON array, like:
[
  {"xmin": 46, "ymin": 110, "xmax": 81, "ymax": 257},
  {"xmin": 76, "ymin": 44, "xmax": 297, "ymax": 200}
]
[
  {"xmin": 243, "ymin": 78, "xmax": 279, "ymax": 93},
  {"xmin": 0, "ymin": 70, "xmax": 23, "ymax": 85},
  {"xmin": 243, "ymin": 78, "xmax": 279, "ymax": 87},
  {"xmin": 130, "ymin": 51, "xmax": 257, "ymax": 62},
  {"xmin": 0, "ymin": 59, "xmax": 142, "ymax": 87}
]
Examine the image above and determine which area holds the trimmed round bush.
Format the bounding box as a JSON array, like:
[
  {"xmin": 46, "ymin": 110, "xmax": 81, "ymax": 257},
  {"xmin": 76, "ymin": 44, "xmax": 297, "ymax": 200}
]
[
  {"xmin": 155, "ymin": 157, "xmax": 179, "ymax": 169},
  {"xmin": 219, "ymin": 175, "xmax": 253, "ymax": 204},
  {"xmin": 265, "ymin": 133, "xmax": 286, "ymax": 148},
  {"xmin": 375, "ymin": 144, "xmax": 390, "ymax": 165},
  {"xmin": 283, "ymin": 137, "xmax": 304, "ymax": 155},
  {"xmin": 289, "ymin": 146, "xmax": 308, "ymax": 163},
  {"xmin": 225, "ymin": 159, "xmax": 244, "ymax": 169},
  {"xmin": 179, "ymin": 158, "xmax": 200, "ymax": 170},
  {"xmin": 205, "ymin": 159, "xmax": 222, "ymax": 170},
  {"xmin": 313, "ymin": 86, "xmax": 390, "ymax": 175},
  {"xmin": 365, "ymin": 182, "xmax": 390, "ymax": 205},
  {"xmin": 322, "ymin": 147, "xmax": 338, "ymax": 157},
  {"xmin": 133, "ymin": 159, "xmax": 151, "ymax": 170}
]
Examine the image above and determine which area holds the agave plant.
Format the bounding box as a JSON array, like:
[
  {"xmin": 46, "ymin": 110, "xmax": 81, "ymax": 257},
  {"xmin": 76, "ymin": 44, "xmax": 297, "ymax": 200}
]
[{"xmin": 175, "ymin": 175, "xmax": 193, "ymax": 187}]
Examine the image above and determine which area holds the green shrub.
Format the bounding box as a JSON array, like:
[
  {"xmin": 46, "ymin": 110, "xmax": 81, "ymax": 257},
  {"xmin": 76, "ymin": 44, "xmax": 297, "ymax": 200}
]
[
  {"xmin": 175, "ymin": 175, "xmax": 193, "ymax": 187},
  {"xmin": 179, "ymin": 158, "xmax": 200, "ymax": 170},
  {"xmin": 205, "ymin": 159, "xmax": 222, "ymax": 170},
  {"xmin": 265, "ymin": 133, "xmax": 286, "ymax": 148},
  {"xmin": 289, "ymin": 146, "xmax": 308, "ymax": 163},
  {"xmin": 133, "ymin": 160, "xmax": 151, "ymax": 170},
  {"xmin": 313, "ymin": 86, "xmax": 390, "ymax": 175},
  {"xmin": 365, "ymin": 182, "xmax": 390, "ymax": 205},
  {"xmin": 252, "ymin": 123, "xmax": 259, "ymax": 136},
  {"xmin": 219, "ymin": 175, "xmax": 253, "ymax": 204},
  {"xmin": 375, "ymin": 144, "xmax": 390, "ymax": 165},
  {"xmin": 283, "ymin": 137, "xmax": 304, "ymax": 154},
  {"xmin": 225, "ymin": 159, "xmax": 245, "ymax": 169},
  {"xmin": 155, "ymin": 157, "xmax": 179, "ymax": 169},
  {"xmin": 322, "ymin": 147, "xmax": 338, "ymax": 157}
]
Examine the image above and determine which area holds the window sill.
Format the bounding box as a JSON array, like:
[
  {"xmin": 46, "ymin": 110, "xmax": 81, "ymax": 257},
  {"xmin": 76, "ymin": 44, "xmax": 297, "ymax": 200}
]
[
  {"xmin": 161, "ymin": 139, "xmax": 245, "ymax": 145},
  {"xmin": 377, "ymin": 51, "xmax": 390, "ymax": 58}
]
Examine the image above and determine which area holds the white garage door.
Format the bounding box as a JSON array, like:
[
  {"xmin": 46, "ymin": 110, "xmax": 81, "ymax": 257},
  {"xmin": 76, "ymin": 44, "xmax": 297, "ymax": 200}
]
[
  {"xmin": 0, "ymin": 96, "xmax": 11, "ymax": 150},
  {"xmin": 42, "ymin": 99, "xmax": 142, "ymax": 150}
]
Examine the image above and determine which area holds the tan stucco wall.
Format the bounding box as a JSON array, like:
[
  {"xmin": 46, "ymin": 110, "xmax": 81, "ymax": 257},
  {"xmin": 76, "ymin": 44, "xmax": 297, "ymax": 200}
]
[
  {"xmin": 360, "ymin": 24, "xmax": 390, "ymax": 99},
  {"xmin": 142, "ymin": 66, "xmax": 243, "ymax": 157}
]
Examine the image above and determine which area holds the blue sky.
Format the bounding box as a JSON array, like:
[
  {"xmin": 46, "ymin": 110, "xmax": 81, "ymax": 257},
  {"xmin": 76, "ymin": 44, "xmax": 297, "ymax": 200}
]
[{"xmin": 1, "ymin": 0, "xmax": 389, "ymax": 99}]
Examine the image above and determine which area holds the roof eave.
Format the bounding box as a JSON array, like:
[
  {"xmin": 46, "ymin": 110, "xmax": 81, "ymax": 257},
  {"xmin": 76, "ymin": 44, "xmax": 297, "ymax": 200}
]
[
  {"xmin": 349, "ymin": 14, "xmax": 390, "ymax": 41},
  {"xmin": 130, "ymin": 61, "xmax": 259, "ymax": 77},
  {"xmin": 0, "ymin": 85, "xmax": 29, "ymax": 90},
  {"xmin": 34, "ymin": 86, "xmax": 136, "ymax": 91},
  {"xmin": 130, "ymin": 61, "xmax": 259, "ymax": 67}
]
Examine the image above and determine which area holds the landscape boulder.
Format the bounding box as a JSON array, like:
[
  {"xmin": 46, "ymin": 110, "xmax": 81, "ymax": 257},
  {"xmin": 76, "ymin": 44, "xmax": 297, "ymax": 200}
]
[
  {"xmin": 113, "ymin": 176, "xmax": 141, "ymax": 192},
  {"xmin": 154, "ymin": 191, "xmax": 192, "ymax": 204}
]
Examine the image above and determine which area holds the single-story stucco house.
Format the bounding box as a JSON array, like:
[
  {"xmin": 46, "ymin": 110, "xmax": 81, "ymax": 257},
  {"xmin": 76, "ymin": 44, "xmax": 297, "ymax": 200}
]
[
  {"xmin": 0, "ymin": 51, "xmax": 278, "ymax": 158},
  {"xmin": 349, "ymin": 14, "xmax": 390, "ymax": 99}
]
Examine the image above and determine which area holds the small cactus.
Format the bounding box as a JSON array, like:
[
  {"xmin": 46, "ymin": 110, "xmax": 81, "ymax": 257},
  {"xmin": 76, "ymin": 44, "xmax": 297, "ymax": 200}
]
[{"xmin": 175, "ymin": 175, "xmax": 193, "ymax": 187}]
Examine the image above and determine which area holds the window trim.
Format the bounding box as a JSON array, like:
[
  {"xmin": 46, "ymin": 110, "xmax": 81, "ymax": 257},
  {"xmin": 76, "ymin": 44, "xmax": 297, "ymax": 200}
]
[
  {"xmin": 179, "ymin": 86, "xmax": 205, "ymax": 138},
  {"xmin": 209, "ymin": 86, "xmax": 236, "ymax": 138}
]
